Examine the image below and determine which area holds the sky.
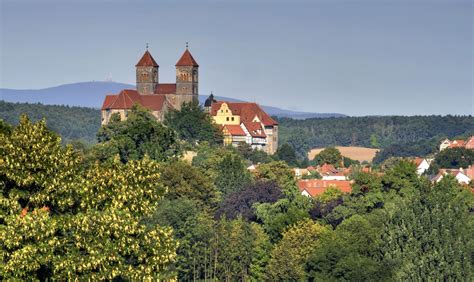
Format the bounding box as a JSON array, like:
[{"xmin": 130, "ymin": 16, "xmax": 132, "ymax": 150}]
[{"xmin": 0, "ymin": 0, "xmax": 472, "ymax": 116}]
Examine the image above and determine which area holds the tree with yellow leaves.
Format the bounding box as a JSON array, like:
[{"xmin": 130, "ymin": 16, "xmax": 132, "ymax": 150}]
[{"xmin": 0, "ymin": 116, "xmax": 177, "ymax": 280}]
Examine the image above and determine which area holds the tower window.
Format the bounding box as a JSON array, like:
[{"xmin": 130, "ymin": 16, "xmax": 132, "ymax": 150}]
[
  {"xmin": 231, "ymin": 117, "xmax": 234, "ymax": 121},
  {"xmin": 226, "ymin": 117, "xmax": 229, "ymax": 121}
]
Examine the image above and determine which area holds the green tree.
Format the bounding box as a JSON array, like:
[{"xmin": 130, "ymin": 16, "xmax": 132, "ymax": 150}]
[
  {"xmin": 433, "ymin": 147, "xmax": 474, "ymax": 169},
  {"xmin": 160, "ymin": 160, "xmax": 220, "ymax": 209},
  {"xmin": 96, "ymin": 104, "xmax": 181, "ymax": 163},
  {"xmin": 370, "ymin": 134, "xmax": 380, "ymax": 148},
  {"xmin": 276, "ymin": 143, "xmax": 298, "ymax": 166},
  {"xmin": 254, "ymin": 161, "xmax": 294, "ymax": 188},
  {"xmin": 0, "ymin": 116, "xmax": 177, "ymax": 280},
  {"xmin": 165, "ymin": 102, "xmax": 222, "ymax": 145},
  {"xmin": 266, "ymin": 219, "xmax": 330, "ymax": 280},
  {"xmin": 312, "ymin": 147, "xmax": 343, "ymax": 167},
  {"xmin": 254, "ymin": 183, "xmax": 312, "ymax": 242},
  {"xmin": 306, "ymin": 215, "xmax": 392, "ymax": 281},
  {"xmin": 378, "ymin": 177, "xmax": 473, "ymax": 280},
  {"xmin": 215, "ymin": 152, "xmax": 252, "ymax": 197}
]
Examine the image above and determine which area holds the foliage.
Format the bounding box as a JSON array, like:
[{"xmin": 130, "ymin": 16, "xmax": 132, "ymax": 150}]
[
  {"xmin": 378, "ymin": 177, "xmax": 473, "ymax": 280},
  {"xmin": 215, "ymin": 180, "xmax": 283, "ymax": 221},
  {"xmin": 165, "ymin": 102, "xmax": 222, "ymax": 145},
  {"xmin": 278, "ymin": 115, "xmax": 474, "ymax": 160},
  {"xmin": 266, "ymin": 219, "xmax": 330, "ymax": 280},
  {"xmin": 312, "ymin": 147, "xmax": 343, "ymax": 167},
  {"xmin": 235, "ymin": 143, "xmax": 273, "ymax": 164},
  {"xmin": 0, "ymin": 116, "xmax": 177, "ymax": 280},
  {"xmin": 432, "ymin": 147, "xmax": 474, "ymax": 169},
  {"xmin": 254, "ymin": 184, "xmax": 312, "ymax": 242},
  {"xmin": 254, "ymin": 161, "xmax": 294, "ymax": 188},
  {"xmin": 214, "ymin": 152, "xmax": 253, "ymax": 197},
  {"xmin": 2, "ymin": 108, "xmax": 473, "ymax": 280},
  {"xmin": 306, "ymin": 214, "xmax": 392, "ymax": 281},
  {"xmin": 276, "ymin": 143, "xmax": 298, "ymax": 167},
  {"xmin": 373, "ymin": 138, "xmax": 438, "ymax": 164},
  {"xmin": 0, "ymin": 101, "xmax": 100, "ymax": 144},
  {"xmin": 95, "ymin": 104, "xmax": 181, "ymax": 163},
  {"xmin": 160, "ymin": 160, "xmax": 220, "ymax": 209}
]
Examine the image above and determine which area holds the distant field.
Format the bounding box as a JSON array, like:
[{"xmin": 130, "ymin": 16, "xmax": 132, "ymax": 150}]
[{"xmin": 308, "ymin": 146, "xmax": 380, "ymax": 162}]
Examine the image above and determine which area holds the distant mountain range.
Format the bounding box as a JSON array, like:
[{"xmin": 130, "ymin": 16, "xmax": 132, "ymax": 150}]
[{"xmin": 0, "ymin": 82, "xmax": 344, "ymax": 119}]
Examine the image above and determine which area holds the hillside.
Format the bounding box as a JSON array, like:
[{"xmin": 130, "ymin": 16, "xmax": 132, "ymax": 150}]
[
  {"xmin": 0, "ymin": 81, "xmax": 344, "ymax": 119},
  {"xmin": 2, "ymin": 101, "xmax": 472, "ymax": 164},
  {"xmin": 278, "ymin": 116, "xmax": 474, "ymax": 161},
  {"xmin": 0, "ymin": 101, "xmax": 100, "ymax": 144}
]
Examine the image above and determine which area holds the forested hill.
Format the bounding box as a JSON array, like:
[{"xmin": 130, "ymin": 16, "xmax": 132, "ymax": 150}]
[
  {"xmin": 0, "ymin": 101, "xmax": 100, "ymax": 144},
  {"xmin": 1, "ymin": 101, "xmax": 473, "ymax": 161},
  {"xmin": 278, "ymin": 116, "xmax": 474, "ymax": 160}
]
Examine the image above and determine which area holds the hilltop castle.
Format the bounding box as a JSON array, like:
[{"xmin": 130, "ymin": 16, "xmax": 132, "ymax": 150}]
[
  {"xmin": 101, "ymin": 47, "xmax": 278, "ymax": 154},
  {"xmin": 101, "ymin": 47, "xmax": 199, "ymax": 124}
]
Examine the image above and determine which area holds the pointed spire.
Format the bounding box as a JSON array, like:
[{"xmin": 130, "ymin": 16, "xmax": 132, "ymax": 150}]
[
  {"xmin": 176, "ymin": 45, "xmax": 199, "ymax": 67},
  {"xmin": 136, "ymin": 50, "xmax": 159, "ymax": 67}
]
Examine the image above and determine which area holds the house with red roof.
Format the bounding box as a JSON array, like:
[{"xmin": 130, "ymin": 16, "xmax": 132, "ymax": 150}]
[
  {"xmin": 432, "ymin": 167, "xmax": 472, "ymax": 185},
  {"xmin": 204, "ymin": 97, "xmax": 279, "ymax": 154},
  {"xmin": 297, "ymin": 179, "xmax": 352, "ymax": 197},
  {"xmin": 439, "ymin": 137, "xmax": 473, "ymax": 151},
  {"xmin": 413, "ymin": 157, "xmax": 431, "ymax": 175},
  {"xmin": 101, "ymin": 46, "xmax": 199, "ymax": 125}
]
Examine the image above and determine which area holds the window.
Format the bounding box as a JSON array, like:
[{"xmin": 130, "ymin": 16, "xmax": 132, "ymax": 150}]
[
  {"xmin": 226, "ymin": 117, "xmax": 229, "ymax": 121},
  {"xmin": 231, "ymin": 117, "xmax": 234, "ymax": 121}
]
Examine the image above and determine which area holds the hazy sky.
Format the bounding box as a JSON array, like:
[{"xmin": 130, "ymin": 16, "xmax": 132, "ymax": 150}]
[{"xmin": 1, "ymin": 0, "xmax": 472, "ymax": 115}]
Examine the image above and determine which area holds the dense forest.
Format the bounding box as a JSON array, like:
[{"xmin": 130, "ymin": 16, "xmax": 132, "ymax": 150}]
[
  {"xmin": 0, "ymin": 101, "xmax": 100, "ymax": 144},
  {"xmin": 278, "ymin": 116, "xmax": 474, "ymax": 162},
  {"xmin": 1, "ymin": 104, "xmax": 472, "ymax": 280},
  {"xmin": 1, "ymin": 101, "xmax": 473, "ymax": 163}
]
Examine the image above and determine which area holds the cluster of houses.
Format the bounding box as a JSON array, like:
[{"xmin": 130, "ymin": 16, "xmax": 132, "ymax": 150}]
[
  {"xmin": 277, "ymin": 136, "xmax": 474, "ymax": 199},
  {"xmin": 439, "ymin": 136, "xmax": 474, "ymax": 151}
]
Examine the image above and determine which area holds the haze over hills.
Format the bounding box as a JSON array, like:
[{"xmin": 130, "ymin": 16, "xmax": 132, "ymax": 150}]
[{"xmin": 0, "ymin": 82, "xmax": 344, "ymax": 119}]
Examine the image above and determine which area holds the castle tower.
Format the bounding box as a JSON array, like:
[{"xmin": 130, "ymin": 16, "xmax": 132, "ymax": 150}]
[
  {"xmin": 175, "ymin": 45, "xmax": 199, "ymax": 107},
  {"xmin": 136, "ymin": 50, "xmax": 159, "ymax": 95}
]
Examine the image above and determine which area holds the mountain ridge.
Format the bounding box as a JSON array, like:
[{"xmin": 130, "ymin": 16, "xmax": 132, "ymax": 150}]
[{"xmin": 0, "ymin": 81, "xmax": 344, "ymax": 119}]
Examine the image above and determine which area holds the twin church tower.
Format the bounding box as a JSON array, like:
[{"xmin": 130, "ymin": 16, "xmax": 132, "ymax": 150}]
[{"xmin": 101, "ymin": 46, "xmax": 199, "ymax": 124}]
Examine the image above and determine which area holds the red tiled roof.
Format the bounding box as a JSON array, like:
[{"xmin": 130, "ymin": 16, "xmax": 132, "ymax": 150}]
[
  {"xmin": 101, "ymin": 89, "xmax": 166, "ymax": 111},
  {"xmin": 155, "ymin": 83, "xmax": 176, "ymax": 94},
  {"xmin": 448, "ymin": 140, "xmax": 466, "ymax": 148},
  {"xmin": 465, "ymin": 136, "xmax": 474, "ymax": 149},
  {"xmin": 318, "ymin": 163, "xmax": 339, "ymax": 175},
  {"xmin": 244, "ymin": 122, "xmax": 266, "ymax": 138},
  {"xmin": 413, "ymin": 157, "xmax": 424, "ymax": 167},
  {"xmin": 297, "ymin": 179, "xmax": 352, "ymax": 197},
  {"xmin": 465, "ymin": 165, "xmax": 474, "ymax": 180},
  {"xmin": 210, "ymin": 102, "xmax": 278, "ymax": 126},
  {"xmin": 223, "ymin": 124, "xmax": 246, "ymax": 136},
  {"xmin": 102, "ymin": 95, "xmax": 117, "ymax": 109},
  {"xmin": 176, "ymin": 49, "xmax": 199, "ymax": 67},
  {"xmin": 136, "ymin": 50, "xmax": 159, "ymax": 67}
]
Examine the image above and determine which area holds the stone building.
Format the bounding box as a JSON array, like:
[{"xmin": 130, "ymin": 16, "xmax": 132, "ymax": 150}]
[
  {"xmin": 204, "ymin": 94, "xmax": 279, "ymax": 154},
  {"xmin": 101, "ymin": 47, "xmax": 199, "ymax": 124}
]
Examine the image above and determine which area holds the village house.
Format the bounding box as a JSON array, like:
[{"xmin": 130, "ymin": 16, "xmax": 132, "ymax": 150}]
[
  {"xmin": 316, "ymin": 163, "xmax": 348, "ymax": 180},
  {"xmin": 432, "ymin": 166, "xmax": 474, "ymax": 185},
  {"xmin": 204, "ymin": 94, "xmax": 279, "ymax": 154},
  {"xmin": 101, "ymin": 46, "xmax": 199, "ymax": 125},
  {"xmin": 414, "ymin": 157, "xmax": 431, "ymax": 175},
  {"xmin": 297, "ymin": 179, "xmax": 352, "ymax": 197},
  {"xmin": 439, "ymin": 136, "xmax": 474, "ymax": 151}
]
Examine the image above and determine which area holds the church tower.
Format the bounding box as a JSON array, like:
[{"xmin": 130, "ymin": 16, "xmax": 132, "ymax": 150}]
[
  {"xmin": 175, "ymin": 45, "xmax": 199, "ymax": 106},
  {"xmin": 136, "ymin": 50, "xmax": 159, "ymax": 95}
]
